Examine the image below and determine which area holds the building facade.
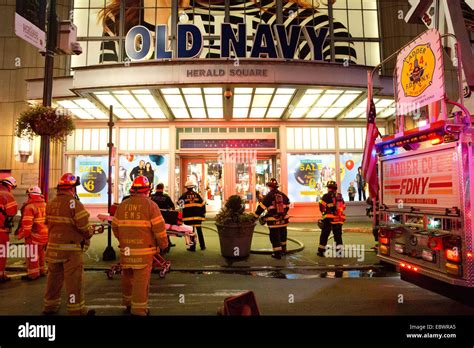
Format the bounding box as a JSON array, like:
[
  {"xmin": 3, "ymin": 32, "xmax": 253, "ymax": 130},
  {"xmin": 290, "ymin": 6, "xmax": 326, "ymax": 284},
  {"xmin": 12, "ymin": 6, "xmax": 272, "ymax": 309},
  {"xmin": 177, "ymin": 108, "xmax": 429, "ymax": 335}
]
[{"xmin": 1, "ymin": 0, "xmax": 473, "ymax": 220}]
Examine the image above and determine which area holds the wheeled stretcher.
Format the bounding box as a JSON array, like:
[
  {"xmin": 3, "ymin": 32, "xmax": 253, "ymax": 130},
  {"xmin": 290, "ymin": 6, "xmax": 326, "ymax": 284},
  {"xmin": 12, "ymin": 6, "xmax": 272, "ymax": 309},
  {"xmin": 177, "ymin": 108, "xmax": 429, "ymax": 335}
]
[{"xmin": 97, "ymin": 209, "xmax": 194, "ymax": 279}]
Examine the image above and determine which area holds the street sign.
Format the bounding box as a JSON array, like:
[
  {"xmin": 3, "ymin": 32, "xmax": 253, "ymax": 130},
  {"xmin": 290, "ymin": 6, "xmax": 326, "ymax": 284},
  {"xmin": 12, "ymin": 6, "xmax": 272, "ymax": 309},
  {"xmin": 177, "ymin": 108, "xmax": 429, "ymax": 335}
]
[{"xmin": 15, "ymin": 0, "xmax": 47, "ymax": 50}]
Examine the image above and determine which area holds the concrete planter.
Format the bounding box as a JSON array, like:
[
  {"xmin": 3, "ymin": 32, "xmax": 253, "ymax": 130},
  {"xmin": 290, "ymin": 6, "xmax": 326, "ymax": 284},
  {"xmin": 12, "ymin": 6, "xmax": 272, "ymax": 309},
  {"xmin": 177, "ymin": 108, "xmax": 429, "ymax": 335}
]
[{"xmin": 215, "ymin": 222, "xmax": 256, "ymax": 258}]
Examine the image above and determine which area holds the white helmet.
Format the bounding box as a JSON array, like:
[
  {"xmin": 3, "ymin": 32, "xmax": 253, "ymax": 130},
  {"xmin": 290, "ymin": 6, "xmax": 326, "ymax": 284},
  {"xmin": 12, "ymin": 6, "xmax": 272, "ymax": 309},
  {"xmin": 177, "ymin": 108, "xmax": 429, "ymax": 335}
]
[
  {"xmin": 1, "ymin": 176, "xmax": 17, "ymax": 189},
  {"xmin": 27, "ymin": 185, "xmax": 42, "ymax": 196},
  {"xmin": 185, "ymin": 180, "xmax": 195, "ymax": 189}
]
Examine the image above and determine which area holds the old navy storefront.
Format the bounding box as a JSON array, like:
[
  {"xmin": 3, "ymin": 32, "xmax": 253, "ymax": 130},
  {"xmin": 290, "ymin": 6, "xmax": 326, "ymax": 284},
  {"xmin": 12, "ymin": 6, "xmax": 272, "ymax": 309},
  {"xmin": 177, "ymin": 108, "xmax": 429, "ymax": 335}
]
[{"xmin": 26, "ymin": 0, "xmax": 393, "ymax": 221}]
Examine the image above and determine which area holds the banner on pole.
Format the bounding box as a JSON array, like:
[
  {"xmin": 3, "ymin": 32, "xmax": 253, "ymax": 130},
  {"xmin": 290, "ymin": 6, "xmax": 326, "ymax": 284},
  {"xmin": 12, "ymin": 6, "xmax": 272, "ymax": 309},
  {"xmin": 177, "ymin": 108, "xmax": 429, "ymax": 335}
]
[{"xmin": 15, "ymin": 0, "xmax": 46, "ymax": 50}]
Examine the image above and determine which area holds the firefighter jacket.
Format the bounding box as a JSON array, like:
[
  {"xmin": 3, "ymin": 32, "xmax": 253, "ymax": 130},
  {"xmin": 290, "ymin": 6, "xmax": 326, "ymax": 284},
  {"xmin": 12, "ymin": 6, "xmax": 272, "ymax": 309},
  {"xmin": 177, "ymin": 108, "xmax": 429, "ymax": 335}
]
[
  {"xmin": 178, "ymin": 190, "xmax": 206, "ymax": 227},
  {"xmin": 151, "ymin": 192, "xmax": 175, "ymax": 210},
  {"xmin": 112, "ymin": 195, "xmax": 168, "ymax": 269},
  {"xmin": 45, "ymin": 192, "xmax": 92, "ymax": 263},
  {"xmin": 17, "ymin": 196, "xmax": 48, "ymax": 244},
  {"xmin": 0, "ymin": 186, "xmax": 18, "ymax": 233},
  {"xmin": 319, "ymin": 191, "xmax": 346, "ymax": 224},
  {"xmin": 254, "ymin": 189, "xmax": 291, "ymax": 229}
]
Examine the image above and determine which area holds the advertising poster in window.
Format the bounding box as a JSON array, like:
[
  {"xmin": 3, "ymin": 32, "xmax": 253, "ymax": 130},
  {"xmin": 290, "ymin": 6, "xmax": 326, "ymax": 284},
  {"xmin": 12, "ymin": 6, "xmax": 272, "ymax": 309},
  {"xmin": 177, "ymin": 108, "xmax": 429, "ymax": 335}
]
[
  {"xmin": 75, "ymin": 156, "xmax": 109, "ymax": 204},
  {"xmin": 340, "ymin": 153, "xmax": 363, "ymax": 202},
  {"xmin": 287, "ymin": 154, "xmax": 336, "ymax": 203},
  {"xmin": 118, "ymin": 154, "xmax": 169, "ymax": 201}
]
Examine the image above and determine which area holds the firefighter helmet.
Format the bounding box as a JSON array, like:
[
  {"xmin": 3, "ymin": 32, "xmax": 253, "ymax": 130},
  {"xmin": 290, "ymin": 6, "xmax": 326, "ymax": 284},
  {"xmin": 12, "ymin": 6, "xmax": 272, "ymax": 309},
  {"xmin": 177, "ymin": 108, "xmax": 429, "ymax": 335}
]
[
  {"xmin": 326, "ymin": 180, "xmax": 337, "ymax": 189},
  {"xmin": 57, "ymin": 173, "xmax": 80, "ymax": 189},
  {"xmin": 130, "ymin": 175, "xmax": 150, "ymax": 193},
  {"xmin": 266, "ymin": 178, "xmax": 279, "ymax": 188},
  {"xmin": 185, "ymin": 180, "xmax": 195, "ymax": 189},
  {"xmin": 26, "ymin": 185, "xmax": 42, "ymax": 196},
  {"xmin": 0, "ymin": 176, "xmax": 17, "ymax": 189}
]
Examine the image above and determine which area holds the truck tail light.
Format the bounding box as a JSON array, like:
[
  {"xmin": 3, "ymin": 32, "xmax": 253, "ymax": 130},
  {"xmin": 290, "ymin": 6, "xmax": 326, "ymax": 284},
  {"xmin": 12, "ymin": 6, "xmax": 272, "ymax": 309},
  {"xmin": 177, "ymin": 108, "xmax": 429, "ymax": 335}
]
[
  {"xmin": 400, "ymin": 262, "xmax": 418, "ymax": 272},
  {"xmin": 379, "ymin": 245, "xmax": 389, "ymax": 255},
  {"xmin": 445, "ymin": 249, "xmax": 461, "ymax": 263},
  {"xmin": 445, "ymin": 263, "xmax": 462, "ymax": 276},
  {"xmin": 428, "ymin": 236, "xmax": 444, "ymax": 251},
  {"xmin": 422, "ymin": 249, "xmax": 436, "ymax": 262},
  {"xmin": 444, "ymin": 236, "xmax": 462, "ymax": 263},
  {"xmin": 430, "ymin": 136, "xmax": 444, "ymax": 145},
  {"xmin": 379, "ymin": 237, "xmax": 389, "ymax": 245}
]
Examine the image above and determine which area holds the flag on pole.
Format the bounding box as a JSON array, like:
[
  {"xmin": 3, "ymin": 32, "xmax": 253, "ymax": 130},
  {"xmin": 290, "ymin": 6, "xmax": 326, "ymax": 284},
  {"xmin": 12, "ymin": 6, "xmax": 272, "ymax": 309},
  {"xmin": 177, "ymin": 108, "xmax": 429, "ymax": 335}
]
[{"xmin": 362, "ymin": 71, "xmax": 379, "ymax": 200}]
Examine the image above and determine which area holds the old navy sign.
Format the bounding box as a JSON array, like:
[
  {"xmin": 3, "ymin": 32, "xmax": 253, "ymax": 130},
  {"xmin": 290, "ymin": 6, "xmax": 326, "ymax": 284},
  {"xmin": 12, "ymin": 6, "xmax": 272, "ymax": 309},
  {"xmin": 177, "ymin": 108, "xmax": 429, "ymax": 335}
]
[{"xmin": 125, "ymin": 23, "xmax": 328, "ymax": 61}]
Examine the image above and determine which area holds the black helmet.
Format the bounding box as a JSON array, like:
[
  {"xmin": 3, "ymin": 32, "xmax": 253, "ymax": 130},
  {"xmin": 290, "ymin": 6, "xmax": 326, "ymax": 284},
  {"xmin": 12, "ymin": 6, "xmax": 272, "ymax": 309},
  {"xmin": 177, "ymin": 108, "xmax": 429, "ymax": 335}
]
[
  {"xmin": 266, "ymin": 178, "xmax": 279, "ymax": 188},
  {"xmin": 326, "ymin": 180, "xmax": 337, "ymax": 189}
]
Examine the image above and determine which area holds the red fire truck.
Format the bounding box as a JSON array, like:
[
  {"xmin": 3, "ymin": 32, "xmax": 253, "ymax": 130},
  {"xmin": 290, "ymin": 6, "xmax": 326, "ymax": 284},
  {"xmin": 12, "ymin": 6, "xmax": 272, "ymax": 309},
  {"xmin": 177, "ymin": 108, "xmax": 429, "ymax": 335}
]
[{"xmin": 370, "ymin": 29, "xmax": 474, "ymax": 304}]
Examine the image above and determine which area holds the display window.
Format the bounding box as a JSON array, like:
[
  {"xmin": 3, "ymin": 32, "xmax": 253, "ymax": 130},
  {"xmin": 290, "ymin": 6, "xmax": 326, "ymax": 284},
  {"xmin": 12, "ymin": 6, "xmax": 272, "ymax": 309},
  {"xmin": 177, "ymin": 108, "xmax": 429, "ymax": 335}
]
[
  {"xmin": 67, "ymin": 155, "xmax": 110, "ymax": 204},
  {"xmin": 118, "ymin": 154, "xmax": 169, "ymax": 201},
  {"xmin": 339, "ymin": 153, "xmax": 363, "ymax": 202},
  {"xmin": 287, "ymin": 153, "xmax": 336, "ymax": 203}
]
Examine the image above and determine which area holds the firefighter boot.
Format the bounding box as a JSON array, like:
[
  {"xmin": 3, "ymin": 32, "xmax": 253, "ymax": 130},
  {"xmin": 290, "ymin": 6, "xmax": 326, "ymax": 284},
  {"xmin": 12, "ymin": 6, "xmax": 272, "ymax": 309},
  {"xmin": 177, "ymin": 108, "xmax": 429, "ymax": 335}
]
[
  {"xmin": 271, "ymin": 251, "xmax": 282, "ymax": 260},
  {"xmin": 317, "ymin": 246, "xmax": 326, "ymax": 257}
]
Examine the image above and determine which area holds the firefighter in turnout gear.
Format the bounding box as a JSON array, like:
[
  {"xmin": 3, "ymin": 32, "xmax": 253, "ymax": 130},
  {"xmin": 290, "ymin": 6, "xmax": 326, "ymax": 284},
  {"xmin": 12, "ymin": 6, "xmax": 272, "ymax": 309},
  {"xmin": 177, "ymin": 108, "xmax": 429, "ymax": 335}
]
[
  {"xmin": 151, "ymin": 183, "xmax": 176, "ymax": 248},
  {"xmin": 43, "ymin": 173, "xmax": 95, "ymax": 316},
  {"xmin": 317, "ymin": 180, "xmax": 346, "ymax": 257},
  {"xmin": 0, "ymin": 177, "xmax": 18, "ymax": 282},
  {"xmin": 178, "ymin": 180, "xmax": 206, "ymax": 251},
  {"xmin": 17, "ymin": 186, "xmax": 48, "ymax": 280},
  {"xmin": 112, "ymin": 175, "xmax": 168, "ymax": 316},
  {"xmin": 253, "ymin": 178, "xmax": 291, "ymax": 259}
]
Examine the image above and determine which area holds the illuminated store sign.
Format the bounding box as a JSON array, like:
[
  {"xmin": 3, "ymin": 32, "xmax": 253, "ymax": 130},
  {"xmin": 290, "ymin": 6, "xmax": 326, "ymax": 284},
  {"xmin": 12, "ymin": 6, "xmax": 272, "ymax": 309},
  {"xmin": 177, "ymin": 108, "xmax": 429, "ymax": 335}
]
[{"xmin": 125, "ymin": 23, "xmax": 328, "ymax": 61}]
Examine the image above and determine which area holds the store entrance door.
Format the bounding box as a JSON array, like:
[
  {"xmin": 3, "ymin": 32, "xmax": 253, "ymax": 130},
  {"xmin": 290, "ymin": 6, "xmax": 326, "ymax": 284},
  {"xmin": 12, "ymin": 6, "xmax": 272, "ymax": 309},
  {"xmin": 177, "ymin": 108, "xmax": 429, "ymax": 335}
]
[{"xmin": 181, "ymin": 157, "xmax": 223, "ymax": 213}]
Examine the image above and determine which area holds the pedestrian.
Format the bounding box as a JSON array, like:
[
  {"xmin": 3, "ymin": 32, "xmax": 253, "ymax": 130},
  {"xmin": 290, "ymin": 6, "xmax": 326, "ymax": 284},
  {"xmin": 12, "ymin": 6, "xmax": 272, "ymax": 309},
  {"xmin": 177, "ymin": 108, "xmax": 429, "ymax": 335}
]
[
  {"xmin": 129, "ymin": 160, "xmax": 145, "ymax": 181},
  {"xmin": 0, "ymin": 177, "xmax": 18, "ymax": 283},
  {"xmin": 16, "ymin": 186, "xmax": 48, "ymax": 281},
  {"xmin": 151, "ymin": 183, "xmax": 176, "ymax": 248},
  {"xmin": 178, "ymin": 180, "xmax": 206, "ymax": 251},
  {"xmin": 347, "ymin": 181, "xmax": 356, "ymax": 201},
  {"xmin": 253, "ymin": 178, "xmax": 291, "ymax": 259},
  {"xmin": 43, "ymin": 173, "xmax": 95, "ymax": 315},
  {"xmin": 112, "ymin": 175, "xmax": 168, "ymax": 316},
  {"xmin": 144, "ymin": 162, "xmax": 154, "ymax": 188},
  {"xmin": 317, "ymin": 181, "xmax": 346, "ymax": 257},
  {"xmin": 356, "ymin": 167, "xmax": 366, "ymax": 201}
]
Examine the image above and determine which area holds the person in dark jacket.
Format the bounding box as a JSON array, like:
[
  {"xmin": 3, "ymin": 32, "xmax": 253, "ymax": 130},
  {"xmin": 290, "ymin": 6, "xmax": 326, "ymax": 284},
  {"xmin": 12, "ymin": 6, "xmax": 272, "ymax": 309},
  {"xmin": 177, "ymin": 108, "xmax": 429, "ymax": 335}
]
[
  {"xmin": 356, "ymin": 167, "xmax": 366, "ymax": 201},
  {"xmin": 178, "ymin": 180, "xmax": 206, "ymax": 251},
  {"xmin": 253, "ymin": 178, "xmax": 290, "ymax": 259},
  {"xmin": 144, "ymin": 162, "xmax": 154, "ymax": 188},
  {"xmin": 151, "ymin": 183, "xmax": 176, "ymax": 248},
  {"xmin": 130, "ymin": 160, "xmax": 145, "ymax": 181}
]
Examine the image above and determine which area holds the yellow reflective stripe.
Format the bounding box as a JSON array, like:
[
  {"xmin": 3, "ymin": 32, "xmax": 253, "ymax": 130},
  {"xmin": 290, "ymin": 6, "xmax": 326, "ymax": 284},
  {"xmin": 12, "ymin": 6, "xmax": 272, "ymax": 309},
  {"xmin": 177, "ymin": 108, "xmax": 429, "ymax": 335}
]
[
  {"xmin": 155, "ymin": 230, "xmax": 167, "ymax": 238},
  {"xmin": 258, "ymin": 202, "xmax": 267, "ymax": 210},
  {"xmin": 327, "ymin": 203, "xmax": 335, "ymax": 207},
  {"xmin": 273, "ymin": 247, "xmax": 282, "ymax": 251},
  {"xmin": 132, "ymin": 302, "xmax": 148, "ymax": 308},
  {"xmin": 115, "ymin": 220, "xmax": 152, "ymax": 227},
  {"xmin": 47, "ymin": 243, "xmax": 82, "ymax": 251},
  {"xmin": 47, "ymin": 216, "xmax": 75, "ymax": 224},
  {"xmin": 67, "ymin": 301, "xmax": 85, "ymax": 309},
  {"xmin": 182, "ymin": 217, "xmax": 205, "ymax": 221},
  {"xmin": 44, "ymin": 299, "xmax": 61, "ymax": 305},
  {"xmin": 253, "ymin": 212, "xmax": 259, "ymax": 218},
  {"xmin": 27, "ymin": 268, "xmax": 40, "ymax": 274},
  {"xmin": 74, "ymin": 210, "xmax": 89, "ymax": 220},
  {"xmin": 151, "ymin": 215, "xmax": 164, "ymax": 225},
  {"xmin": 5, "ymin": 201, "xmax": 17, "ymax": 209},
  {"xmin": 22, "ymin": 216, "xmax": 34, "ymax": 221},
  {"xmin": 184, "ymin": 203, "xmax": 205, "ymax": 208},
  {"xmin": 35, "ymin": 218, "xmax": 46, "ymax": 223},
  {"xmin": 319, "ymin": 201, "xmax": 327, "ymax": 206}
]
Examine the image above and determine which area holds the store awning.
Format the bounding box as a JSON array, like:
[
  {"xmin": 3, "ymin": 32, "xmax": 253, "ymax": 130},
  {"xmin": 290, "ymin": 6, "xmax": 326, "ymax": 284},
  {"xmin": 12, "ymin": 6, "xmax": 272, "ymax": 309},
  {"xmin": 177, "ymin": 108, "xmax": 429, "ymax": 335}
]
[{"xmin": 26, "ymin": 59, "xmax": 395, "ymax": 121}]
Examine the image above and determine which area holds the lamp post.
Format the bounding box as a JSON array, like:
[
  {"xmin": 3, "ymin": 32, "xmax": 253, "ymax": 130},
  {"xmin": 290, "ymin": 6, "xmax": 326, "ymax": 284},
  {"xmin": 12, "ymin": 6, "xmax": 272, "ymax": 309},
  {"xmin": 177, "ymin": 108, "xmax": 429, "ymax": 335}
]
[
  {"xmin": 39, "ymin": 0, "xmax": 57, "ymax": 201},
  {"xmin": 103, "ymin": 105, "xmax": 116, "ymax": 261}
]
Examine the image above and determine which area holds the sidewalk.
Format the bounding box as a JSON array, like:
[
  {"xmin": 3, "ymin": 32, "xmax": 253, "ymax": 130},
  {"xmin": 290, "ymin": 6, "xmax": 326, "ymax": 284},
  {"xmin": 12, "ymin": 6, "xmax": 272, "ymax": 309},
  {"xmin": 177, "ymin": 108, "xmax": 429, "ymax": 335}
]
[{"xmin": 5, "ymin": 221, "xmax": 379, "ymax": 273}]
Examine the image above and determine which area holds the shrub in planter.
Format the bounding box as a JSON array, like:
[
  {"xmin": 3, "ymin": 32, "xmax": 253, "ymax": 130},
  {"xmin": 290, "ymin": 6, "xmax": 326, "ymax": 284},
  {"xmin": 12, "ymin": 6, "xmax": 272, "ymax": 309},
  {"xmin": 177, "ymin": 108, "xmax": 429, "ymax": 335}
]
[
  {"xmin": 15, "ymin": 106, "xmax": 75, "ymax": 142},
  {"xmin": 215, "ymin": 195, "xmax": 256, "ymax": 258}
]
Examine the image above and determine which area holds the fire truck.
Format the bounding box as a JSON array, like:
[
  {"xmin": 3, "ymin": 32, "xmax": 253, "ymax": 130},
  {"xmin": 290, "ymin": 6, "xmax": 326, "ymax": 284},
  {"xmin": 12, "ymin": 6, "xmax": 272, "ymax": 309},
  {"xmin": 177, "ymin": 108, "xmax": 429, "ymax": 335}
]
[{"xmin": 370, "ymin": 29, "xmax": 474, "ymax": 304}]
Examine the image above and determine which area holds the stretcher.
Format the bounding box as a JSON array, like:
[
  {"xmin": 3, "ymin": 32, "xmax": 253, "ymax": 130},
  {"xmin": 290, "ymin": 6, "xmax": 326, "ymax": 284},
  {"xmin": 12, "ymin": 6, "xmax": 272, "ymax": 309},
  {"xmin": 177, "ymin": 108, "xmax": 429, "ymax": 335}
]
[{"xmin": 97, "ymin": 209, "xmax": 194, "ymax": 279}]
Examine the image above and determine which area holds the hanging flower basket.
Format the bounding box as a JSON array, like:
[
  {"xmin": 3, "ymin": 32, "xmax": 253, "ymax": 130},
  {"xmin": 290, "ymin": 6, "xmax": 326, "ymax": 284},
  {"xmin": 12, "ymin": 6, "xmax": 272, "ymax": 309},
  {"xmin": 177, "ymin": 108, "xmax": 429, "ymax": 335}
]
[{"xmin": 15, "ymin": 106, "xmax": 75, "ymax": 142}]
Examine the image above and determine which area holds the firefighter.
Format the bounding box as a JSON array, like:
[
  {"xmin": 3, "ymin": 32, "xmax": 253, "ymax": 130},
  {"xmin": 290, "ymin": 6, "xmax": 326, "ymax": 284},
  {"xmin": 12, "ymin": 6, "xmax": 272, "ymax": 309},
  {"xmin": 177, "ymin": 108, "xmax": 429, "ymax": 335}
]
[
  {"xmin": 0, "ymin": 176, "xmax": 18, "ymax": 282},
  {"xmin": 43, "ymin": 173, "xmax": 95, "ymax": 316},
  {"xmin": 178, "ymin": 180, "xmax": 206, "ymax": 251},
  {"xmin": 17, "ymin": 186, "xmax": 48, "ymax": 280},
  {"xmin": 151, "ymin": 183, "xmax": 176, "ymax": 248},
  {"xmin": 317, "ymin": 180, "xmax": 346, "ymax": 257},
  {"xmin": 112, "ymin": 176, "xmax": 168, "ymax": 316},
  {"xmin": 253, "ymin": 178, "xmax": 291, "ymax": 259}
]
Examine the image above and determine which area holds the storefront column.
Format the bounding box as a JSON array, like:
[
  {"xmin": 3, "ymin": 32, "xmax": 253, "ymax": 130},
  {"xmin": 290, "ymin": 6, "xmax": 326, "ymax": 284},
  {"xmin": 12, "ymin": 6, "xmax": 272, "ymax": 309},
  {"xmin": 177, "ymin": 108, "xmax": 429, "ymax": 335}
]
[
  {"xmin": 169, "ymin": 124, "xmax": 176, "ymax": 200},
  {"xmin": 335, "ymin": 126, "xmax": 341, "ymax": 191},
  {"xmin": 279, "ymin": 125, "xmax": 288, "ymax": 193}
]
